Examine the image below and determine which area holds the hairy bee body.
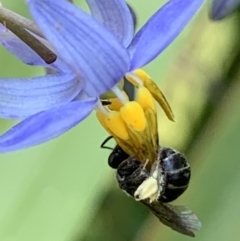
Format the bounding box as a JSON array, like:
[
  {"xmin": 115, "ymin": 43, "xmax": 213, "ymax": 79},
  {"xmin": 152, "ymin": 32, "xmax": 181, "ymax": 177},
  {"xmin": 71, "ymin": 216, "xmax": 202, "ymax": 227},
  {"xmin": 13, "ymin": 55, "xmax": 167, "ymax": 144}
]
[
  {"xmin": 101, "ymin": 137, "xmax": 201, "ymax": 237},
  {"xmin": 115, "ymin": 146, "xmax": 191, "ymax": 203}
]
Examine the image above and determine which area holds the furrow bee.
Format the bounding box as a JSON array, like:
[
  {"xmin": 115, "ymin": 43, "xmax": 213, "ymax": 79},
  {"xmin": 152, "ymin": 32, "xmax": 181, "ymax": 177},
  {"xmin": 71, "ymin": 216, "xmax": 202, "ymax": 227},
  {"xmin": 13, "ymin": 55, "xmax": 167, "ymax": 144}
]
[{"xmin": 101, "ymin": 137, "xmax": 201, "ymax": 237}]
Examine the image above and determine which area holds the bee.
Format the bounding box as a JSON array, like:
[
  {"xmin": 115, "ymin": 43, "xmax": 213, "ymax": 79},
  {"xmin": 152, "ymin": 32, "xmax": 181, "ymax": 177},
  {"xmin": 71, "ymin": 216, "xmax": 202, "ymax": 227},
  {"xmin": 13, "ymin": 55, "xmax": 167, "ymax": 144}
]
[{"xmin": 101, "ymin": 137, "xmax": 201, "ymax": 237}]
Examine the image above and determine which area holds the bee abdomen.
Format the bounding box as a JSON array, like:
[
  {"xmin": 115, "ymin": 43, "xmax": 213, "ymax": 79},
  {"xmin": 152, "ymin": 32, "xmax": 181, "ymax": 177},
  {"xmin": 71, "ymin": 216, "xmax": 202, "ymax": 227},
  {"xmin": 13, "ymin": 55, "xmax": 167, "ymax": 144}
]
[
  {"xmin": 159, "ymin": 148, "xmax": 191, "ymax": 203},
  {"xmin": 160, "ymin": 169, "xmax": 190, "ymax": 203},
  {"xmin": 165, "ymin": 165, "xmax": 191, "ymax": 187}
]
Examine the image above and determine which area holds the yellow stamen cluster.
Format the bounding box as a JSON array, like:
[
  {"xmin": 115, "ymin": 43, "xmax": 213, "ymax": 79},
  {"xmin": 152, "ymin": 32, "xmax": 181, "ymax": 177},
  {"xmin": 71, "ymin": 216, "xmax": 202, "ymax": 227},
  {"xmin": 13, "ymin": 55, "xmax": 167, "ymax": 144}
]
[{"xmin": 96, "ymin": 69, "xmax": 174, "ymax": 167}]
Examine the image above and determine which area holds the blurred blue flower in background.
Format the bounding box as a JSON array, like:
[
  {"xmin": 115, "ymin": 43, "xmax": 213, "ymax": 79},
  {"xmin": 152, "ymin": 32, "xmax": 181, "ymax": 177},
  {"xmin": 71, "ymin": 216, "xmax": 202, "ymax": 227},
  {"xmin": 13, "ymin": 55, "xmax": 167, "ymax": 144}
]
[
  {"xmin": 0, "ymin": 0, "xmax": 203, "ymax": 152},
  {"xmin": 210, "ymin": 0, "xmax": 240, "ymax": 20}
]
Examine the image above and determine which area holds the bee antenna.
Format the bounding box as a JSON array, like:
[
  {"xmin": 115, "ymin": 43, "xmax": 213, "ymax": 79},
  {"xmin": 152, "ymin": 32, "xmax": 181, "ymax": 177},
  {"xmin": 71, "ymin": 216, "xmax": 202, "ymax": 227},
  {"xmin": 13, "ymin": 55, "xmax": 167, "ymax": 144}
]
[{"xmin": 101, "ymin": 136, "xmax": 114, "ymax": 150}]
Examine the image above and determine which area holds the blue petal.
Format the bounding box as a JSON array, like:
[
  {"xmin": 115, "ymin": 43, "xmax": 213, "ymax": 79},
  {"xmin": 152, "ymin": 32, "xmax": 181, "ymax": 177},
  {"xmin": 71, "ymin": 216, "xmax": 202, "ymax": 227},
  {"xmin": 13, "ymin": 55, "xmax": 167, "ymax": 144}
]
[
  {"xmin": 28, "ymin": 0, "xmax": 130, "ymax": 97},
  {"xmin": 0, "ymin": 73, "xmax": 82, "ymax": 119},
  {"xmin": 128, "ymin": 0, "xmax": 204, "ymax": 71},
  {"xmin": 86, "ymin": 0, "xmax": 134, "ymax": 47},
  {"xmin": 0, "ymin": 98, "xmax": 97, "ymax": 152},
  {"xmin": 210, "ymin": 0, "xmax": 240, "ymax": 20},
  {"xmin": 0, "ymin": 24, "xmax": 69, "ymax": 71}
]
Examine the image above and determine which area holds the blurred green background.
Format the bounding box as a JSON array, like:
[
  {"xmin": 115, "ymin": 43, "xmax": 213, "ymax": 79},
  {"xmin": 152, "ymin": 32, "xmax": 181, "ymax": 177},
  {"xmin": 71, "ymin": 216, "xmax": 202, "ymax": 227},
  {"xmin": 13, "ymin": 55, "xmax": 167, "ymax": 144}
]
[{"xmin": 1, "ymin": 0, "xmax": 240, "ymax": 241}]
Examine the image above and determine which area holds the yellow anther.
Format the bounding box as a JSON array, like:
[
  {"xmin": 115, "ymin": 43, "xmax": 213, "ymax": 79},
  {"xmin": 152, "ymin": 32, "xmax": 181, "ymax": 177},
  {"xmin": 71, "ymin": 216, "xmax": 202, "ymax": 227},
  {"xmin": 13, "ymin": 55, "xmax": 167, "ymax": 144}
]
[
  {"xmin": 125, "ymin": 70, "xmax": 146, "ymax": 87},
  {"xmin": 137, "ymin": 87, "xmax": 155, "ymax": 112},
  {"xmin": 114, "ymin": 136, "xmax": 136, "ymax": 157},
  {"xmin": 133, "ymin": 69, "xmax": 150, "ymax": 83},
  {"xmin": 108, "ymin": 91, "xmax": 129, "ymax": 111},
  {"xmin": 103, "ymin": 111, "xmax": 129, "ymax": 140},
  {"xmin": 144, "ymin": 107, "xmax": 158, "ymax": 153},
  {"xmin": 125, "ymin": 69, "xmax": 150, "ymax": 87},
  {"xmin": 127, "ymin": 126, "xmax": 149, "ymax": 162},
  {"xmin": 134, "ymin": 69, "xmax": 174, "ymax": 121},
  {"xmin": 97, "ymin": 69, "xmax": 174, "ymax": 166},
  {"xmin": 120, "ymin": 101, "xmax": 146, "ymax": 132},
  {"xmin": 143, "ymin": 78, "xmax": 174, "ymax": 121},
  {"xmin": 96, "ymin": 110, "xmax": 113, "ymax": 135}
]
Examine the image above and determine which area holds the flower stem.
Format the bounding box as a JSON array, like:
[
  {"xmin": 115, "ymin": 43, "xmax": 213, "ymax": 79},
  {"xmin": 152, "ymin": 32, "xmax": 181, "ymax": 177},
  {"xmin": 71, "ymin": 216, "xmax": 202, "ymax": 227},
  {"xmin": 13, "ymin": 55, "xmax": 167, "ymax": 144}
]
[{"xmin": 0, "ymin": 6, "xmax": 57, "ymax": 64}]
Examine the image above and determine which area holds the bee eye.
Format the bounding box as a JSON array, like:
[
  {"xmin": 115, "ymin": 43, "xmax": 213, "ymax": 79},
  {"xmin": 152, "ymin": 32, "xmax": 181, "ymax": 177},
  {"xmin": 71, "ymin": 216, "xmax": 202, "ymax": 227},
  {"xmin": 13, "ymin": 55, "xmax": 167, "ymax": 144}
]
[{"xmin": 108, "ymin": 146, "xmax": 129, "ymax": 169}]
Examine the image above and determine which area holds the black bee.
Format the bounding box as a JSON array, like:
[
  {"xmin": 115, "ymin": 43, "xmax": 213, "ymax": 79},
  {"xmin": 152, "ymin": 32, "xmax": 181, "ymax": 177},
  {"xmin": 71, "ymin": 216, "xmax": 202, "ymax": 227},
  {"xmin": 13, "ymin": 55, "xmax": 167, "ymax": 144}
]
[{"xmin": 101, "ymin": 137, "xmax": 201, "ymax": 237}]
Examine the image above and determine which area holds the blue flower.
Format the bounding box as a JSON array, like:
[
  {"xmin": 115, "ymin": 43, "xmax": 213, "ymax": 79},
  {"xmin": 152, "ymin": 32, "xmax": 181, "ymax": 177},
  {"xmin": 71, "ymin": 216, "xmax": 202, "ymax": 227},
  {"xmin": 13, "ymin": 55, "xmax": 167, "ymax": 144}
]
[
  {"xmin": 210, "ymin": 0, "xmax": 240, "ymax": 20},
  {"xmin": 0, "ymin": 0, "xmax": 203, "ymax": 152}
]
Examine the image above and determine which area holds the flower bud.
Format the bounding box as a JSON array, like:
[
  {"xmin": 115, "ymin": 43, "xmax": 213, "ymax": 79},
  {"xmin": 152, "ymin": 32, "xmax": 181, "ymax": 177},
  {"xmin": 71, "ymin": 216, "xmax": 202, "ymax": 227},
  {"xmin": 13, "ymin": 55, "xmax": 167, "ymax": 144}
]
[{"xmin": 210, "ymin": 0, "xmax": 240, "ymax": 20}]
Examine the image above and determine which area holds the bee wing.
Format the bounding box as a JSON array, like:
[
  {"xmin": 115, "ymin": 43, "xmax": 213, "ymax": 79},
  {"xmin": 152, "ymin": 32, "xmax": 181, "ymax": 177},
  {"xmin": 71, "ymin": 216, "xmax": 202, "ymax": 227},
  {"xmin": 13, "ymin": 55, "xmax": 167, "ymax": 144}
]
[{"xmin": 142, "ymin": 201, "xmax": 201, "ymax": 237}]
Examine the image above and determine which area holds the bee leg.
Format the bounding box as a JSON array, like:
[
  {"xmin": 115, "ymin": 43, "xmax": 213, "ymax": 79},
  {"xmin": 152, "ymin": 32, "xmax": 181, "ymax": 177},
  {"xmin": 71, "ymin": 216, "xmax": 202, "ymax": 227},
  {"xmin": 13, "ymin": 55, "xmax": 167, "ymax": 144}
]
[{"xmin": 142, "ymin": 158, "xmax": 149, "ymax": 170}]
